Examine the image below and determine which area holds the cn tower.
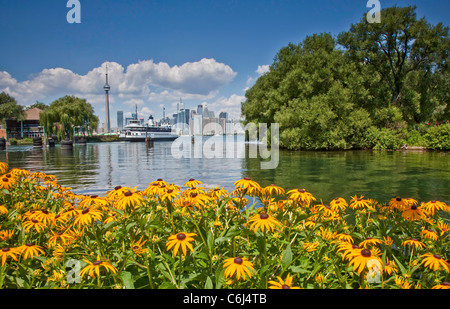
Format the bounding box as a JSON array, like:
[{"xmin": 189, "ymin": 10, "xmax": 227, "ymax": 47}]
[{"xmin": 104, "ymin": 66, "xmax": 111, "ymax": 133}]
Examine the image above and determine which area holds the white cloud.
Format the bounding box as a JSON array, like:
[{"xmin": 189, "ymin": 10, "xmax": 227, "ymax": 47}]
[
  {"xmin": 256, "ymin": 64, "xmax": 270, "ymax": 75},
  {"xmin": 207, "ymin": 94, "xmax": 246, "ymax": 119},
  {"xmin": 0, "ymin": 58, "xmax": 237, "ymax": 108}
]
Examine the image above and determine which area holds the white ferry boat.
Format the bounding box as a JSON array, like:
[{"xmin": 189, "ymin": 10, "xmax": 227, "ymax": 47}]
[{"xmin": 119, "ymin": 116, "xmax": 179, "ymax": 142}]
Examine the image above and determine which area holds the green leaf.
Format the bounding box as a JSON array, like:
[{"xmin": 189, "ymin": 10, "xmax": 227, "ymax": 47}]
[
  {"xmin": 281, "ymin": 244, "xmax": 293, "ymax": 269},
  {"xmin": 204, "ymin": 276, "xmax": 213, "ymax": 289},
  {"xmin": 119, "ymin": 271, "xmax": 135, "ymax": 289},
  {"xmin": 391, "ymin": 254, "xmax": 407, "ymax": 275}
]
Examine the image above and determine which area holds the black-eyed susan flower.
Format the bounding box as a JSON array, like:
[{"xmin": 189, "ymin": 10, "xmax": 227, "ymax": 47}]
[
  {"xmin": 80, "ymin": 255, "xmax": 118, "ymax": 279},
  {"xmin": 286, "ymin": 188, "xmax": 316, "ymax": 206},
  {"xmin": 383, "ymin": 257, "xmax": 398, "ymax": 276},
  {"xmin": 0, "ymin": 175, "xmax": 14, "ymax": 190},
  {"xmin": 0, "ymin": 162, "xmax": 7, "ymax": 174},
  {"xmin": 263, "ymin": 184, "xmax": 285, "ymax": 197},
  {"xmin": 420, "ymin": 253, "xmax": 449, "ymax": 272},
  {"xmin": 402, "ymin": 239, "xmax": 427, "ymax": 250},
  {"xmin": 359, "ymin": 237, "xmax": 383, "ymax": 248},
  {"xmin": 389, "ymin": 197, "xmax": 408, "ymax": 211},
  {"xmin": 349, "ymin": 195, "xmax": 370, "ymax": 210},
  {"xmin": 432, "ymin": 282, "xmax": 450, "ymax": 289},
  {"xmin": 17, "ymin": 243, "xmax": 45, "ymax": 260},
  {"xmin": 208, "ymin": 186, "xmax": 229, "ymax": 200},
  {"xmin": 246, "ymin": 213, "xmax": 281, "ymax": 233},
  {"xmin": 302, "ymin": 242, "xmax": 320, "ymax": 252},
  {"xmin": 422, "ymin": 200, "xmax": 447, "ymax": 216},
  {"xmin": 233, "ymin": 177, "xmax": 261, "ymax": 196},
  {"xmin": 166, "ymin": 232, "xmax": 196, "ymax": 256},
  {"xmin": 183, "ymin": 178, "xmax": 203, "ymax": 188},
  {"xmin": 420, "ymin": 229, "xmax": 438, "ymax": 241},
  {"xmin": 437, "ymin": 222, "xmax": 450, "ymax": 236},
  {"xmin": 22, "ymin": 219, "xmax": 47, "ymax": 233},
  {"xmin": 336, "ymin": 233, "xmax": 354, "ymax": 244},
  {"xmin": 106, "ymin": 185, "xmax": 132, "ymax": 201},
  {"xmin": 74, "ymin": 208, "xmax": 103, "ymax": 227},
  {"xmin": 114, "ymin": 190, "xmax": 144, "ymax": 211},
  {"xmin": 80, "ymin": 195, "xmax": 109, "ymax": 209},
  {"xmin": 159, "ymin": 188, "xmax": 181, "ymax": 203},
  {"xmin": 0, "ymin": 230, "xmax": 13, "ymax": 241},
  {"xmin": 268, "ymin": 273, "xmax": 300, "ymax": 289},
  {"xmin": 402, "ymin": 204, "xmax": 426, "ymax": 221},
  {"xmin": 383, "ymin": 236, "xmax": 394, "ymax": 246},
  {"xmin": 347, "ymin": 247, "xmax": 381, "ymax": 274},
  {"xmin": 0, "ymin": 247, "xmax": 19, "ymax": 266},
  {"xmin": 0, "ymin": 205, "xmax": 8, "ymax": 215},
  {"xmin": 32, "ymin": 209, "xmax": 55, "ymax": 226},
  {"xmin": 48, "ymin": 230, "xmax": 73, "ymax": 248},
  {"xmin": 223, "ymin": 257, "xmax": 254, "ymax": 281},
  {"xmin": 330, "ymin": 197, "xmax": 348, "ymax": 211},
  {"xmin": 131, "ymin": 236, "xmax": 148, "ymax": 257}
]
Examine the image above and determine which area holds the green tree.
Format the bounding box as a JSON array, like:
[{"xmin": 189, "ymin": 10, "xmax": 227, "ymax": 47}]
[
  {"xmin": 39, "ymin": 95, "xmax": 99, "ymax": 140},
  {"xmin": 338, "ymin": 5, "xmax": 449, "ymax": 122},
  {"xmin": 26, "ymin": 101, "xmax": 49, "ymax": 111},
  {"xmin": 0, "ymin": 92, "xmax": 25, "ymax": 127}
]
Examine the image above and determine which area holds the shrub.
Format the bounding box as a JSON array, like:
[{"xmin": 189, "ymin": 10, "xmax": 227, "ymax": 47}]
[{"xmin": 424, "ymin": 123, "xmax": 450, "ymax": 150}]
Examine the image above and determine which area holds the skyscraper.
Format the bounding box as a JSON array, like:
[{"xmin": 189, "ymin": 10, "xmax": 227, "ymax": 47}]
[
  {"xmin": 117, "ymin": 110, "xmax": 123, "ymax": 130},
  {"xmin": 104, "ymin": 67, "xmax": 111, "ymax": 133}
]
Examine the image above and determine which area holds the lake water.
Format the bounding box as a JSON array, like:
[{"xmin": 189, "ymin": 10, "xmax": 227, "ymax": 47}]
[{"xmin": 1, "ymin": 135, "xmax": 449, "ymax": 205}]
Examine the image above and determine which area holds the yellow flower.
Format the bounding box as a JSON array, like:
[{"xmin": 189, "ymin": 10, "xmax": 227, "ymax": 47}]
[
  {"xmin": 432, "ymin": 282, "xmax": 450, "ymax": 289},
  {"xmin": 48, "ymin": 230, "xmax": 73, "ymax": 248},
  {"xmin": 0, "ymin": 205, "xmax": 8, "ymax": 215},
  {"xmin": 263, "ymin": 184, "xmax": 285, "ymax": 197},
  {"xmin": 349, "ymin": 195, "xmax": 370, "ymax": 210},
  {"xmin": 402, "ymin": 204, "xmax": 426, "ymax": 221},
  {"xmin": 80, "ymin": 255, "xmax": 118, "ymax": 279},
  {"xmin": 347, "ymin": 248, "xmax": 381, "ymax": 274},
  {"xmin": 0, "ymin": 174, "xmax": 15, "ymax": 190},
  {"xmin": 383, "ymin": 236, "xmax": 394, "ymax": 246},
  {"xmin": 208, "ymin": 186, "xmax": 229, "ymax": 200},
  {"xmin": 233, "ymin": 177, "xmax": 261, "ymax": 196},
  {"xmin": 422, "ymin": 200, "xmax": 447, "ymax": 216},
  {"xmin": 166, "ymin": 232, "xmax": 196, "ymax": 256},
  {"xmin": 336, "ymin": 233, "xmax": 354, "ymax": 244},
  {"xmin": 114, "ymin": 190, "xmax": 144, "ymax": 210},
  {"xmin": 421, "ymin": 253, "xmax": 449, "ymax": 272},
  {"xmin": 159, "ymin": 188, "xmax": 181, "ymax": 202},
  {"xmin": 383, "ymin": 257, "xmax": 398, "ymax": 276},
  {"xmin": 0, "ymin": 162, "xmax": 7, "ymax": 174},
  {"xmin": 268, "ymin": 273, "xmax": 300, "ymax": 289},
  {"xmin": 286, "ymin": 188, "xmax": 316, "ymax": 206},
  {"xmin": 437, "ymin": 222, "xmax": 450, "ymax": 236},
  {"xmin": 183, "ymin": 178, "xmax": 203, "ymax": 188},
  {"xmin": 17, "ymin": 243, "xmax": 45, "ymax": 260},
  {"xmin": 0, "ymin": 230, "xmax": 14, "ymax": 241},
  {"xmin": 0, "ymin": 247, "xmax": 20, "ymax": 266},
  {"xmin": 330, "ymin": 197, "xmax": 348, "ymax": 211},
  {"xmin": 74, "ymin": 208, "xmax": 103, "ymax": 227},
  {"xmin": 389, "ymin": 197, "xmax": 408, "ymax": 211},
  {"xmin": 420, "ymin": 229, "xmax": 438, "ymax": 241},
  {"xmin": 22, "ymin": 219, "xmax": 47, "ymax": 233},
  {"xmin": 359, "ymin": 237, "xmax": 383, "ymax": 248},
  {"xmin": 402, "ymin": 239, "xmax": 427, "ymax": 250},
  {"xmin": 106, "ymin": 185, "xmax": 133, "ymax": 201},
  {"xmin": 223, "ymin": 257, "xmax": 254, "ymax": 281},
  {"xmin": 131, "ymin": 236, "xmax": 148, "ymax": 257},
  {"xmin": 246, "ymin": 213, "xmax": 281, "ymax": 233},
  {"xmin": 302, "ymin": 242, "xmax": 320, "ymax": 252}
]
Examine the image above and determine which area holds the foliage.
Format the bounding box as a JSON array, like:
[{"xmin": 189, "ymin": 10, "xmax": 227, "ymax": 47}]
[
  {"xmin": 424, "ymin": 123, "xmax": 450, "ymax": 150},
  {"xmin": 241, "ymin": 6, "xmax": 449, "ymax": 151},
  {"xmin": 39, "ymin": 96, "xmax": 99, "ymax": 140},
  {"xmin": 7, "ymin": 138, "xmax": 33, "ymax": 146},
  {"xmin": 0, "ymin": 92, "xmax": 24, "ymax": 126},
  {"xmin": 0, "ymin": 163, "xmax": 449, "ymax": 289}
]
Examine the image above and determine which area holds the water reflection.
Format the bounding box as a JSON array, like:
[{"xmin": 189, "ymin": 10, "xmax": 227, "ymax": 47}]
[{"xmin": 1, "ymin": 138, "xmax": 449, "ymax": 204}]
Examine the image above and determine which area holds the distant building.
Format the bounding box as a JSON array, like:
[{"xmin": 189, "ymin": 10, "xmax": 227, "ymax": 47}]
[
  {"xmin": 117, "ymin": 111, "xmax": 123, "ymax": 130},
  {"xmin": 5, "ymin": 107, "xmax": 44, "ymax": 140}
]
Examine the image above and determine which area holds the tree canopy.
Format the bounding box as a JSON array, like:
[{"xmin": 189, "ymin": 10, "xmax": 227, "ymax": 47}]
[
  {"xmin": 241, "ymin": 5, "xmax": 449, "ymax": 150},
  {"xmin": 0, "ymin": 92, "xmax": 25, "ymax": 127},
  {"xmin": 39, "ymin": 95, "xmax": 99, "ymax": 140}
]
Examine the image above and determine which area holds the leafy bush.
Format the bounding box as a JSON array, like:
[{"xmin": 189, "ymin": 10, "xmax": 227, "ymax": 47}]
[
  {"xmin": 365, "ymin": 127, "xmax": 404, "ymax": 150},
  {"xmin": 424, "ymin": 123, "xmax": 450, "ymax": 150}
]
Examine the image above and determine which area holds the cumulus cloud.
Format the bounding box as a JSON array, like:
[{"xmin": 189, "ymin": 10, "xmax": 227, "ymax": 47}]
[
  {"xmin": 207, "ymin": 94, "xmax": 246, "ymax": 119},
  {"xmin": 256, "ymin": 64, "xmax": 270, "ymax": 75},
  {"xmin": 0, "ymin": 58, "xmax": 237, "ymax": 107}
]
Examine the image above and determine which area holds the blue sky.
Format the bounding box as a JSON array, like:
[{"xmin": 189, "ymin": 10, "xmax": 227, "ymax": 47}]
[{"xmin": 1, "ymin": 0, "xmax": 449, "ymax": 127}]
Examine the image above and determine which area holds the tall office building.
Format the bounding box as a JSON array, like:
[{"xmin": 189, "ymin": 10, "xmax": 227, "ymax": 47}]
[{"xmin": 117, "ymin": 111, "xmax": 123, "ymax": 130}]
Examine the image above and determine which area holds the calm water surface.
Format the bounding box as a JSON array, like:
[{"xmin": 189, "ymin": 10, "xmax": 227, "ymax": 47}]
[{"xmin": 1, "ymin": 136, "xmax": 449, "ymax": 205}]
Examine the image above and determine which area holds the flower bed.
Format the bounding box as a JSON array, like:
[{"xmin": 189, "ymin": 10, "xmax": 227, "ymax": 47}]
[{"xmin": 0, "ymin": 161, "xmax": 449, "ymax": 289}]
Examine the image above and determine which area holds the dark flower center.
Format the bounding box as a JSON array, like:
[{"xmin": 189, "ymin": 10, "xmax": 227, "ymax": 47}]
[
  {"xmin": 2, "ymin": 178, "xmax": 8, "ymax": 182},
  {"xmin": 93, "ymin": 260, "xmax": 103, "ymax": 266},
  {"xmin": 189, "ymin": 178, "xmax": 195, "ymax": 181},
  {"xmin": 82, "ymin": 208, "xmax": 90, "ymax": 215},
  {"xmin": 190, "ymin": 192, "xmax": 198, "ymax": 198},
  {"xmin": 361, "ymin": 249, "xmax": 371, "ymax": 257},
  {"xmin": 298, "ymin": 189, "xmax": 305, "ymax": 193},
  {"xmin": 157, "ymin": 179, "xmax": 163, "ymax": 181},
  {"xmin": 2, "ymin": 248, "xmax": 10, "ymax": 252},
  {"xmin": 281, "ymin": 284, "xmax": 290, "ymax": 289},
  {"xmin": 32, "ymin": 219, "xmax": 39, "ymax": 223},
  {"xmin": 114, "ymin": 186, "xmax": 122, "ymax": 190},
  {"xmin": 260, "ymin": 213, "xmax": 269, "ymax": 220},
  {"xmin": 433, "ymin": 254, "xmax": 442, "ymax": 259},
  {"xmin": 177, "ymin": 233, "xmax": 186, "ymax": 241},
  {"xmin": 26, "ymin": 243, "xmax": 33, "ymax": 247},
  {"xmin": 41, "ymin": 209, "xmax": 49, "ymax": 214},
  {"xmin": 244, "ymin": 177, "xmax": 251, "ymax": 180},
  {"xmin": 442, "ymin": 282, "xmax": 450, "ymax": 286},
  {"xmin": 124, "ymin": 191, "xmax": 132, "ymax": 197},
  {"xmin": 167, "ymin": 189, "xmax": 173, "ymax": 194},
  {"xmin": 396, "ymin": 197, "xmax": 402, "ymax": 201},
  {"xmin": 234, "ymin": 257, "xmax": 243, "ymax": 265},
  {"xmin": 90, "ymin": 195, "xmax": 98, "ymax": 199},
  {"xmin": 411, "ymin": 205, "xmax": 417, "ymax": 210}
]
